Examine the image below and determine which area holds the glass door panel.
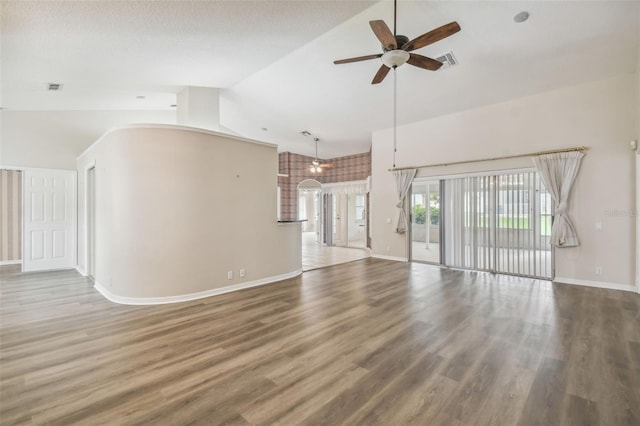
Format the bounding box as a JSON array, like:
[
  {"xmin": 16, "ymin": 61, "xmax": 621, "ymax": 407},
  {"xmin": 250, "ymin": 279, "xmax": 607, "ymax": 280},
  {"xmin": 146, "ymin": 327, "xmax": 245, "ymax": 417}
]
[
  {"xmin": 443, "ymin": 176, "xmax": 493, "ymax": 271},
  {"xmin": 410, "ymin": 180, "xmax": 441, "ymax": 264},
  {"xmin": 347, "ymin": 194, "xmax": 366, "ymax": 248},
  {"xmin": 440, "ymin": 171, "xmax": 552, "ymax": 279}
]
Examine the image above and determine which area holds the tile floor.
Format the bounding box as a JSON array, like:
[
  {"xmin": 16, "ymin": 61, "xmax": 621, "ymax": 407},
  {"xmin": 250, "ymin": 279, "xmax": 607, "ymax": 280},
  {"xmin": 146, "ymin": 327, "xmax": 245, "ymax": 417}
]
[{"xmin": 301, "ymin": 232, "xmax": 370, "ymax": 271}]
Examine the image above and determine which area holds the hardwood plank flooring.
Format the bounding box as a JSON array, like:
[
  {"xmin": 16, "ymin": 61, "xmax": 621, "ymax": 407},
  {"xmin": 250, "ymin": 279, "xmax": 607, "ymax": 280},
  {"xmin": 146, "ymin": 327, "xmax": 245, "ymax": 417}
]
[{"xmin": 1, "ymin": 261, "xmax": 639, "ymax": 425}]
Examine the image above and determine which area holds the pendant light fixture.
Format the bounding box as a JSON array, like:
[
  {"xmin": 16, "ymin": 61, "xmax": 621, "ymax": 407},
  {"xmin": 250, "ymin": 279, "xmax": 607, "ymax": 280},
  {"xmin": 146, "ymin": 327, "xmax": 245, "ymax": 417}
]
[{"xmin": 310, "ymin": 137, "xmax": 322, "ymax": 173}]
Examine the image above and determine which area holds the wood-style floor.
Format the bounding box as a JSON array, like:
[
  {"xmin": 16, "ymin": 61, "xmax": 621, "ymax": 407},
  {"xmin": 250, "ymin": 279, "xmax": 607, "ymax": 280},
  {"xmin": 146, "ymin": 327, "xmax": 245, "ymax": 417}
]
[{"xmin": 1, "ymin": 261, "xmax": 639, "ymax": 425}]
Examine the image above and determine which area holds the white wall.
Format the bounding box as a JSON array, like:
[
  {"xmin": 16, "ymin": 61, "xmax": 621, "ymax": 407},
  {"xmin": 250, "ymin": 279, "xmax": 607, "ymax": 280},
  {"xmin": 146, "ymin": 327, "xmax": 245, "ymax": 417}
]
[
  {"xmin": 372, "ymin": 74, "xmax": 637, "ymax": 289},
  {"xmin": 177, "ymin": 87, "xmax": 220, "ymax": 131},
  {"xmin": 77, "ymin": 125, "xmax": 301, "ymax": 302},
  {"xmin": 0, "ymin": 110, "xmax": 175, "ymax": 169}
]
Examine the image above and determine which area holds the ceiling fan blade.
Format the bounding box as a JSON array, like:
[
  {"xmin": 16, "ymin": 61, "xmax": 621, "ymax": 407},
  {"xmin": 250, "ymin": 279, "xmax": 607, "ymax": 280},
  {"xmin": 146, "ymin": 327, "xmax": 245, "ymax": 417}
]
[
  {"xmin": 402, "ymin": 21, "xmax": 461, "ymax": 52},
  {"xmin": 334, "ymin": 53, "xmax": 383, "ymax": 65},
  {"xmin": 369, "ymin": 20, "xmax": 397, "ymax": 51},
  {"xmin": 372, "ymin": 65, "xmax": 391, "ymax": 85},
  {"xmin": 407, "ymin": 53, "xmax": 443, "ymax": 71}
]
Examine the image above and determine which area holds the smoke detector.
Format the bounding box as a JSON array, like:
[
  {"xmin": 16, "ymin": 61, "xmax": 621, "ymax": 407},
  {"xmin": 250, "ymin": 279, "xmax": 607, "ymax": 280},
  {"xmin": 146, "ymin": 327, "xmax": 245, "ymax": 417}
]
[
  {"xmin": 436, "ymin": 51, "xmax": 458, "ymax": 69},
  {"xmin": 514, "ymin": 11, "xmax": 530, "ymax": 23},
  {"xmin": 47, "ymin": 83, "xmax": 63, "ymax": 91}
]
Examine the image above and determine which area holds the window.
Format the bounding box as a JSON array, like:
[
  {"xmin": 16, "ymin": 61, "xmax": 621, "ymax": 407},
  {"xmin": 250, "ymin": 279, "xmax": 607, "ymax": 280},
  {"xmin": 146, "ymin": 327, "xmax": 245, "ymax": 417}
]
[{"xmin": 298, "ymin": 195, "xmax": 306, "ymax": 221}]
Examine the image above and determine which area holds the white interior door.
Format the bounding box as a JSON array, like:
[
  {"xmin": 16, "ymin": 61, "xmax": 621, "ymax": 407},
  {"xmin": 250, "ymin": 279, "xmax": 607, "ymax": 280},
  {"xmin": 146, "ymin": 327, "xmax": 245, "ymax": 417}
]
[
  {"xmin": 23, "ymin": 169, "xmax": 76, "ymax": 272},
  {"xmin": 332, "ymin": 194, "xmax": 346, "ymax": 246}
]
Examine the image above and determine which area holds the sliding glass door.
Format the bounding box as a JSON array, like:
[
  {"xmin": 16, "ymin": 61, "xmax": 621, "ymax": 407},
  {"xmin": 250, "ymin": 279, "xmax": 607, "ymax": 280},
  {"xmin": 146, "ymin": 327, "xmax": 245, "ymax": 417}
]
[
  {"xmin": 410, "ymin": 181, "xmax": 441, "ymax": 264},
  {"xmin": 411, "ymin": 170, "xmax": 553, "ymax": 279},
  {"xmin": 443, "ymin": 175, "xmax": 494, "ymax": 272},
  {"xmin": 494, "ymin": 172, "xmax": 553, "ymax": 278}
]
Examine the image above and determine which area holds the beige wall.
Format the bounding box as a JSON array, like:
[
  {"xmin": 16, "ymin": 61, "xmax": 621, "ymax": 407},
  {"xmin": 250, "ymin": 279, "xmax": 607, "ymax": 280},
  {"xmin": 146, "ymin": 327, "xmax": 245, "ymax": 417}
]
[
  {"xmin": 372, "ymin": 74, "xmax": 637, "ymax": 289},
  {"xmin": 1, "ymin": 110, "xmax": 175, "ymax": 169},
  {"xmin": 77, "ymin": 125, "xmax": 301, "ymax": 301},
  {"xmin": 636, "ymin": 46, "xmax": 640, "ymax": 292}
]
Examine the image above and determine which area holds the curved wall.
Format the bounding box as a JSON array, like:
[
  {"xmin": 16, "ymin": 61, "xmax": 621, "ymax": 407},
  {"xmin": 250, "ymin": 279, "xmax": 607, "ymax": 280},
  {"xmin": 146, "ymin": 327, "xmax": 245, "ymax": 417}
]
[{"xmin": 77, "ymin": 125, "xmax": 301, "ymax": 304}]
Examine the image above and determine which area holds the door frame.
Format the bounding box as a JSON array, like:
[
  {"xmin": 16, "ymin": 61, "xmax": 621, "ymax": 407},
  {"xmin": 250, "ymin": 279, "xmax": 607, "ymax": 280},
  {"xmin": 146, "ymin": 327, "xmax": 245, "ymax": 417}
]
[
  {"xmin": 84, "ymin": 161, "xmax": 96, "ymax": 278},
  {"xmin": 297, "ymin": 179, "xmax": 322, "ymax": 242},
  {"xmin": 408, "ymin": 179, "xmax": 442, "ymax": 266},
  {"xmin": 0, "ymin": 166, "xmax": 24, "ymax": 266}
]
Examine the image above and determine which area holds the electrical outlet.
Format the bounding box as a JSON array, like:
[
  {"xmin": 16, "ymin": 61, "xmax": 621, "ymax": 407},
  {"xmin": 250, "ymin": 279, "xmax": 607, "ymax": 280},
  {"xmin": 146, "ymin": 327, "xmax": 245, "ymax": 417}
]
[
  {"xmin": 595, "ymin": 222, "xmax": 602, "ymax": 231},
  {"xmin": 239, "ymin": 268, "xmax": 246, "ymax": 278},
  {"xmin": 595, "ymin": 266, "xmax": 603, "ymax": 275},
  {"xmin": 227, "ymin": 271, "xmax": 233, "ymax": 280},
  {"xmin": 386, "ymin": 246, "xmax": 391, "ymax": 252}
]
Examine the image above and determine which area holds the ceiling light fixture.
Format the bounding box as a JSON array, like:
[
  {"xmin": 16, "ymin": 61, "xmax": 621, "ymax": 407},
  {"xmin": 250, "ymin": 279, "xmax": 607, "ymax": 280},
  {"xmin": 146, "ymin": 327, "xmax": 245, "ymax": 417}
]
[
  {"xmin": 514, "ymin": 11, "xmax": 529, "ymax": 23},
  {"xmin": 310, "ymin": 137, "xmax": 322, "ymax": 174},
  {"xmin": 381, "ymin": 50, "xmax": 410, "ymax": 68}
]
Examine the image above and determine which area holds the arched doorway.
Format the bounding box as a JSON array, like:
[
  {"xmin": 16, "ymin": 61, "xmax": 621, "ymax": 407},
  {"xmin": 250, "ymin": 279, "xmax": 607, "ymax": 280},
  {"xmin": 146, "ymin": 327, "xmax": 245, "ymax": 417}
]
[{"xmin": 297, "ymin": 179, "xmax": 322, "ymax": 243}]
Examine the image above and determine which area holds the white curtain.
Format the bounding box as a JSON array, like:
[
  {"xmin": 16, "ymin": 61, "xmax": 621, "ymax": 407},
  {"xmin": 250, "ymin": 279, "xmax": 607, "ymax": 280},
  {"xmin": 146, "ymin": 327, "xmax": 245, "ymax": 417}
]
[
  {"xmin": 393, "ymin": 169, "xmax": 417, "ymax": 234},
  {"xmin": 322, "ymin": 180, "xmax": 368, "ymax": 195},
  {"xmin": 532, "ymin": 151, "xmax": 584, "ymax": 247}
]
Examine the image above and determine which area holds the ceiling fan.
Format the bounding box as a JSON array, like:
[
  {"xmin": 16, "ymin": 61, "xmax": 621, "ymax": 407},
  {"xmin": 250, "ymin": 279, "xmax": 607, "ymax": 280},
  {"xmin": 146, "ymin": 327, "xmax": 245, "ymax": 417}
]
[
  {"xmin": 309, "ymin": 137, "xmax": 332, "ymax": 173},
  {"xmin": 333, "ymin": 0, "xmax": 460, "ymax": 84}
]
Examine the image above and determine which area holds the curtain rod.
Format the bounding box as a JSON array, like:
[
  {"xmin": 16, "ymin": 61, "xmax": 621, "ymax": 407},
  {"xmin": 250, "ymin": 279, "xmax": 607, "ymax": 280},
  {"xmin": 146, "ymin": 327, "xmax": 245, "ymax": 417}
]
[{"xmin": 388, "ymin": 146, "xmax": 588, "ymax": 172}]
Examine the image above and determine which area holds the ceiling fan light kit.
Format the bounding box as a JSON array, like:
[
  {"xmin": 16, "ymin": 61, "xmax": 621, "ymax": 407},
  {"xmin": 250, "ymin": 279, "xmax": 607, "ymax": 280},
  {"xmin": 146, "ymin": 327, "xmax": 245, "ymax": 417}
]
[
  {"xmin": 309, "ymin": 136, "xmax": 323, "ymax": 174},
  {"xmin": 381, "ymin": 50, "xmax": 410, "ymax": 68},
  {"xmin": 333, "ymin": 0, "xmax": 461, "ymax": 84}
]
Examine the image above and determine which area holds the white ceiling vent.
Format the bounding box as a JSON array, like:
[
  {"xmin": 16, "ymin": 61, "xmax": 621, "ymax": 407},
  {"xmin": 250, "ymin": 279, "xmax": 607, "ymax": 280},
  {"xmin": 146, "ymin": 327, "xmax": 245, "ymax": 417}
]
[
  {"xmin": 47, "ymin": 83, "xmax": 63, "ymax": 91},
  {"xmin": 436, "ymin": 51, "xmax": 458, "ymax": 69}
]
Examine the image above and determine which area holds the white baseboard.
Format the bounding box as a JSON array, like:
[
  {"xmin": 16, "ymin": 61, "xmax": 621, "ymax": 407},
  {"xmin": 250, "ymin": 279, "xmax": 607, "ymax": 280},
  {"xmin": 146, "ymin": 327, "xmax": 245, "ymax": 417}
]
[
  {"xmin": 75, "ymin": 266, "xmax": 87, "ymax": 276},
  {"xmin": 553, "ymin": 276, "xmax": 637, "ymax": 293},
  {"xmin": 93, "ymin": 268, "xmax": 303, "ymax": 305},
  {"xmin": 371, "ymin": 254, "xmax": 408, "ymax": 262},
  {"xmin": 0, "ymin": 260, "xmax": 21, "ymax": 266}
]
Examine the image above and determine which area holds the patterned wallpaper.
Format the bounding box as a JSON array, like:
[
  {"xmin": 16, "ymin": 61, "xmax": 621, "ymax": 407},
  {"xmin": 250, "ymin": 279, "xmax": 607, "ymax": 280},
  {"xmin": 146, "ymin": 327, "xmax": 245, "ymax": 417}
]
[
  {"xmin": 278, "ymin": 151, "xmax": 371, "ymax": 221},
  {"xmin": 1, "ymin": 169, "xmax": 22, "ymax": 262}
]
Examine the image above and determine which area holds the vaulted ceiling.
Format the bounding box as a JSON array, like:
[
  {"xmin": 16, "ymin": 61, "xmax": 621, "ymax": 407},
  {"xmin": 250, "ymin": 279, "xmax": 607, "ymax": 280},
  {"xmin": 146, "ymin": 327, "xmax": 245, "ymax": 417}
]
[{"xmin": 2, "ymin": 1, "xmax": 639, "ymax": 158}]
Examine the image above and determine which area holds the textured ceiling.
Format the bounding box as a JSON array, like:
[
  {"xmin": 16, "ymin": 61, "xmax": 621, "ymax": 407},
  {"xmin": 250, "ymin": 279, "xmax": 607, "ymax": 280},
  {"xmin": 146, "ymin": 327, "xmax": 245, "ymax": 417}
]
[
  {"xmin": 1, "ymin": 0, "xmax": 375, "ymax": 109},
  {"xmin": 2, "ymin": 1, "xmax": 639, "ymax": 158}
]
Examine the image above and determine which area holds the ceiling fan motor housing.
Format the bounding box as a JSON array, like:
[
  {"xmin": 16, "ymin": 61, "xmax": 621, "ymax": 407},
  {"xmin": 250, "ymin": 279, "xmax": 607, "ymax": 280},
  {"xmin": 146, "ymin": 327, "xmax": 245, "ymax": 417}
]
[{"xmin": 382, "ymin": 35, "xmax": 409, "ymax": 52}]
